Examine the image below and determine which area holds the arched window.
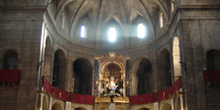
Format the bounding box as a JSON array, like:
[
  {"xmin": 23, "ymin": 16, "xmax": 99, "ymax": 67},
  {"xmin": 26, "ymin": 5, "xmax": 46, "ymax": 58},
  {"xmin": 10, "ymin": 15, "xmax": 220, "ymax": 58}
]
[
  {"xmin": 100, "ymin": 19, "xmax": 124, "ymax": 49},
  {"xmin": 137, "ymin": 23, "xmax": 146, "ymax": 39},
  {"xmin": 160, "ymin": 12, "xmax": 164, "ymax": 28},
  {"xmin": 108, "ymin": 27, "xmax": 116, "ymax": 42},
  {"xmin": 172, "ymin": 37, "xmax": 181, "ymax": 81},
  {"xmin": 2, "ymin": 49, "xmax": 18, "ymax": 70},
  {"xmin": 80, "ymin": 25, "xmax": 87, "ymax": 38},
  {"xmin": 74, "ymin": 17, "xmax": 90, "ymax": 40},
  {"xmin": 171, "ymin": 0, "xmax": 175, "ymax": 13}
]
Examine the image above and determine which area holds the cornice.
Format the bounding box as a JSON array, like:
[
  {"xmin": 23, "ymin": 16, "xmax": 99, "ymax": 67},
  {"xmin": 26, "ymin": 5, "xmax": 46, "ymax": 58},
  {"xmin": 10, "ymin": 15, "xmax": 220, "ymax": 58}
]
[
  {"xmin": 178, "ymin": 5, "xmax": 220, "ymax": 9},
  {"xmin": 1, "ymin": 6, "xmax": 47, "ymax": 10}
]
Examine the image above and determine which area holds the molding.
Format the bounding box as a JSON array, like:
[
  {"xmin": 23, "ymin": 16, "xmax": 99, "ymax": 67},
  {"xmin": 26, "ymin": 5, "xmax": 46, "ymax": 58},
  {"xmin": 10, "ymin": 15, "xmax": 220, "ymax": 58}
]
[
  {"xmin": 178, "ymin": 5, "xmax": 220, "ymax": 9},
  {"xmin": 3, "ymin": 6, "xmax": 47, "ymax": 10}
]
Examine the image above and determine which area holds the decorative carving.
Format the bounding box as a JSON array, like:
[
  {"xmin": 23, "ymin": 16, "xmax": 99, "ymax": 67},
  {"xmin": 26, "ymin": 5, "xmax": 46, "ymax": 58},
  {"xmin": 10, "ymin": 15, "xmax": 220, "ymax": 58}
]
[
  {"xmin": 100, "ymin": 52, "xmax": 124, "ymax": 63},
  {"xmin": 113, "ymin": 97, "xmax": 130, "ymax": 103},
  {"xmin": 95, "ymin": 97, "xmax": 111, "ymax": 103}
]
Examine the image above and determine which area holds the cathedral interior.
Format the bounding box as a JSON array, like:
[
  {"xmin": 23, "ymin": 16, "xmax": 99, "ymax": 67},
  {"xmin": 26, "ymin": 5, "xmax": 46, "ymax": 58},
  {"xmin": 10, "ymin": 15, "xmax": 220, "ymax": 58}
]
[{"xmin": 0, "ymin": 0, "xmax": 220, "ymax": 110}]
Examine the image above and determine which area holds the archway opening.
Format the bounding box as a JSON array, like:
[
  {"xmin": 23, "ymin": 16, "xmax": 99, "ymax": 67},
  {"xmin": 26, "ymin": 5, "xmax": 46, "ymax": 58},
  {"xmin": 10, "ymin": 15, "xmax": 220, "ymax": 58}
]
[
  {"xmin": 137, "ymin": 108, "xmax": 150, "ymax": 110},
  {"xmin": 206, "ymin": 49, "xmax": 220, "ymax": 70},
  {"xmin": 42, "ymin": 96, "xmax": 48, "ymax": 110},
  {"xmin": 75, "ymin": 107, "xmax": 87, "ymax": 110},
  {"xmin": 161, "ymin": 103, "xmax": 172, "ymax": 110},
  {"xmin": 73, "ymin": 58, "xmax": 92, "ymax": 95},
  {"xmin": 137, "ymin": 58, "xmax": 152, "ymax": 95},
  {"xmin": 52, "ymin": 103, "xmax": 63, "ymax": 110},
  {"xmin": 2, "ymin": 49, "xmax": 18, "ymax": 70},
  {"xmin": 102, "ymin": 63, "xmax": 123, "ymax": 94},
  {"xmin": 52, "ymin": 49, "xmax": 66, "ymax": 90},
  {"xmin": 158, "ymin": 49, "xmax": 171, "ymax": 90},
  {"xmin": 175, "ymin": 97, "xmax": 181, "ymax": 110}
]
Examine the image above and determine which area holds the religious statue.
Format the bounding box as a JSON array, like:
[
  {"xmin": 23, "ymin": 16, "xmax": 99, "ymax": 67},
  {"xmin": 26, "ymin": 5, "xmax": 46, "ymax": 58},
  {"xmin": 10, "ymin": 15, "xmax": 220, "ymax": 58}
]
[
  {"xmin": 104, "ymin": 76, "xmax": 121, "ymax": 97},
  {"xmin": 106, "ymin": 76, "xmax": 118, "ymax": 92}
]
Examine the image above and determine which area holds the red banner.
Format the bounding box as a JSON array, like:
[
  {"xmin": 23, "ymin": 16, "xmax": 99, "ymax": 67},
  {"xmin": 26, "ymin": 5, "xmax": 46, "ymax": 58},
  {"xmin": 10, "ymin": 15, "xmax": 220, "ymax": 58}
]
[
  {"xmin": 68, "ymin": 93, "xmax": 95, "ymax": 105},
  {"xmin": 157, "ymin": 87, "xmax": 172, "ymax": 101},
  {"xmin": 0, "ymin": 69, "xmax": 20, "ymax": 83},
  {"xmin": 130, "ymin": 93, "xmax": 155, "ymax": 105},
  {"xmin": 204, "ymin": 70, "xmax": 220, "ymax": 83},
  {"xmin": 52, "ymin": 87, "xmax": 68, "ymax": 101},
  {"xmin": 42, "ymin": 77, "xmax": 52, "ymax": 93},
  {"xmin": 172, "ymin": 78, "xmax": 181, "ymax": 94}
]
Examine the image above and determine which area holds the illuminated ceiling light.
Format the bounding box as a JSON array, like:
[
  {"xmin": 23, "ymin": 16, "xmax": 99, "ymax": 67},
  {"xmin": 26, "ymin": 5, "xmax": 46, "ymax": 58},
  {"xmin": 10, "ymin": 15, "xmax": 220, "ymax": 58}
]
[
  {"xmin": 80, "ymin": 25, "xmax": 86, "ymax": 38},
  {"xmin": 138, "ymin": 23, "xmax": 146, "ymax": 38},
  {"xmin": 108, "ymin": 27, "xmax": 116, "ymax": 42}
]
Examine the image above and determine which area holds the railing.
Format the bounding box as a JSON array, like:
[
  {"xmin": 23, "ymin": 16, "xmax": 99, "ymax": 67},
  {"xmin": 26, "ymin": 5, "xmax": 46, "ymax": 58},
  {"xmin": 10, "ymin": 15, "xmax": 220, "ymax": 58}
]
[
  {"xmin": 0, "ymin": 69, "xmax": 20, "ymax": 83},
  {"xmin": 204, "ymin": 70, "xmax": 220, "ymax": 83}
]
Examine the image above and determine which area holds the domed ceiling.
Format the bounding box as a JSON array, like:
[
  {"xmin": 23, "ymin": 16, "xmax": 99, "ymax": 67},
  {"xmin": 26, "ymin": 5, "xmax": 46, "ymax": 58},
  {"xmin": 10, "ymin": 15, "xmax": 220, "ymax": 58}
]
[{"xmin": 51, "ymin": 0, "xmax": 172, "ymax": 50}]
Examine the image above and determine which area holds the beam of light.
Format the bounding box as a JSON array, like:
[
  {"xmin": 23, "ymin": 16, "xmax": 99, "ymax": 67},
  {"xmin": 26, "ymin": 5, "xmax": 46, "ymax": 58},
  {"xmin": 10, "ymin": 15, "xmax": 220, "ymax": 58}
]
[
  {"xmin": 80, "ymin": 25, "xmax": 86, "ymax": 38},
  {"xmin": 138, "ymin": 23, "xmax": 146, "ymax": 38},
  {"xmin": 108, "ymin": 27, "xmax": 116, "ymax": 42}
]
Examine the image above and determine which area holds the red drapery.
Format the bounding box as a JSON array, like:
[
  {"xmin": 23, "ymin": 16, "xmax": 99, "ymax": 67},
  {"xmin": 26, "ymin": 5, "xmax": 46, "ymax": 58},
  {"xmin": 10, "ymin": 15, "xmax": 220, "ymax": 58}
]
[
  {"xmin": 130, "ymin": 93, "xmax": 155, "ymax": 105},
  {"xmin": 157, "ymin": 87, "xmax": 172, "ymax": 102},
  {"xmin": 204, "ymin": 70, "xmax": 220, "ymax": 83},
  {"xmin": 172, "ymin": 78, "xmax": 181, "ymax": 94},
  {"xmin": 0, "ymin": 69, "xmax": 20, "ymax": 83},
  {"xmin": 42, "ymin": 77, "xmax": 52, "ymax": 93},
  {"xmin": 68, "ymin": 93, "xmax": 95, "ymax": 105},
  {"xmin": 51, "ymin": 87, "xmax": 68, "ymax": 101}
]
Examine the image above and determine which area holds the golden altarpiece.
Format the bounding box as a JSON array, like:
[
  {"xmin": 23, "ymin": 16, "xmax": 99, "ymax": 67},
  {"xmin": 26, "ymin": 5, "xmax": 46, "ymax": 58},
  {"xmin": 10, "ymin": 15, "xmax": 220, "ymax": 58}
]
[{"xmin": 94, "ymin": 52, "xmax": 130, "ymax": 110}]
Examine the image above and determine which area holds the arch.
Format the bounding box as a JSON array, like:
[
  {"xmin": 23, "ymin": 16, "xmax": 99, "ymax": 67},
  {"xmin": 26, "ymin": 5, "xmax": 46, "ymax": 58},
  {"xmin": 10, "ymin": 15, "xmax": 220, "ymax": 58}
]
[
  {"xmin": 137, "ymin": 108, "xmax": 150, "ymax": 110},
  {"xmin": 131, "ymin": 58, "xmax": 152, "ymax": 95},
  {"xmin": 74, "ymin": 17, "xmax": 91, "ymax": 39},
  {"xmin": 43, "ymin": 37, "xmax": 52, "ymax": 81},
  {"xmin": 130, "ymin": 16, "xmax": 152, "ymax": 46},
  {"xmin": 52, "ymin": 103, "xmax": 63, "ymax": 110},
  {"xmin": 172, "ymin": 37, "xmax": 181, "ymax": 81},
  {"xmin": 42, "ymin": 96, "xmax": 48, "ymax": 110},
  {"xmin": 158, "ymin": 49, "xmax": 172, "ymax": 90},
  {"xmin": 75, "ymin": 107, "xmax": 87, "ymax": 110},
  {"xmin": 50, "ymin": 0, "xmax": 62, "ymax": 17},
  {"xmin": 52, "ymin": 49, "xmax": 66, "ymax": 90},
  {"xmin": 137, "ymin": 58, "xmax": 152, "ymax": 95},
  {"xmin": 73, "ymin": 58, "xmax": 93, "ymax": 95},
  {"xmin": 206, "ymin": 49, "xmax": 220, "ymax": 70},
  {"xmin": 175, "ymin": 96, "xmax": 181, "ymax": 110},
  {"xmin": 161, "ymin": 103, "xmax": 172, "ymax": 110},
  {"xmin": 2, "ymin": 49, "xmax": 18, "ymax": 69}
]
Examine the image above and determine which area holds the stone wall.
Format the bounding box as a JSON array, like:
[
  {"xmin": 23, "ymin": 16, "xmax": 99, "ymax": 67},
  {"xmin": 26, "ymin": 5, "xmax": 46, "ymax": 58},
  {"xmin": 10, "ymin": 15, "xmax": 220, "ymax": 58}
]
[
  {"xmin": 0, "ymin": 7, "xmax": 44, "ymax": 110},
  {"xmin": 181, "ymin": 8, "xmax": 220, "ymax": 110}
]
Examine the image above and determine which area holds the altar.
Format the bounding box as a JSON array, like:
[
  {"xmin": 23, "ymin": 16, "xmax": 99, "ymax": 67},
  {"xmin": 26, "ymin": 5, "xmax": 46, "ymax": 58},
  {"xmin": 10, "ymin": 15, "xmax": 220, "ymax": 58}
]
[
  {"xmin": 95, "ymin": 96, "xmax": 129, "ymax": 110},
  {"xmin": 94, "ymin": 52, "xmax": 130, "ymax": 110}
]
